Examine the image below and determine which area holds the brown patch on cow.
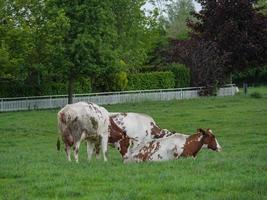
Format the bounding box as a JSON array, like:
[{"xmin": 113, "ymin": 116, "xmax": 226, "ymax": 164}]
[
  {"xmin": 119, "ymin": 136, "xmax": 130, "ymax": 157},
  {"xmin": 181, "ymin": 130, "xmax": 206, "ymax": 157},
  {"xmin": 108, "ymin": 127, "xmax": 120, "ymax": 144},
  {"xmin": 134, "ymin": 141, "xmax": 161, "ymax": 161},
  {"xmin": 108, "ymin": 118, "xmax": 126, "ymax": 143},
  {"xmin": 90, "ymin": 117, "xmax": 98, "ymax": 130},
  {"xmin": 108, "ymin": 118, "xmax": 131, "ymax": 157},
  {"xmin": 88, "ymin": 103, "xmax": 102, "ymax": 115},
  {"xmin": 60, "ymin": 112, "xmax": 66, "ymax": 124},
  {"xmin": 62, "ymin": 128, "xmax": 74, "ymax": 147},
  {"xmin": 150, "ymin": 122, "xmax": 164, "ymax": 138}
]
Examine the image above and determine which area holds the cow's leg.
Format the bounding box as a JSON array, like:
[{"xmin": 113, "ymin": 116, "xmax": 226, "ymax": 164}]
[
  {"xmin": 101, "ymin": 135, "xmax": 108, "ymax": 162},
  {"xmin": 95, "ymin": 145, "xmax": 101, "ymax": 160},
  {"xmin": 65, "ymin": 145, "xmax": 71, "ymax": 161},
  {"xmin": 95, "ymin": 135, "xmax": 101, "ymax": 160},
  {"xmin": 73, "ymin": 142, "xmax": 81, "ymax": 163},
  {"xmin": 86, "ymin": 141, "xmax": 95, "ymax": 161}
]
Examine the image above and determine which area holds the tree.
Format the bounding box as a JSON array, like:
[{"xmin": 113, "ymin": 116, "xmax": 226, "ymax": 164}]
[
  {"xmin": 160, "ymin": 0, "xmax": 267, "ymax": 94},
  {"xmin": 112, "ymin": 0, "xmax": 163, "ymax": 71},
  {"xmin": 164, "ymin": 0, "xmax": 195, "ymax": 39},
  {"xmin": 0, "ymin": 0, "xmax": 70, "ymax": 97},
  {"xmin": 188, "ymin": 0, "xmax": 267, "ymax": 72},
  {"xmin": 52, "ymin": 0, "xmax": 119, "ymax": 103},
  {"xmin": 256, "ymin": 0, "xmax": 267, "ymax": 14}
]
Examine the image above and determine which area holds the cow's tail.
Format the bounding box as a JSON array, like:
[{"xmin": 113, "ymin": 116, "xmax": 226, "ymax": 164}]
[{"xmin": 57, "ymin": 136, "xmax": 61, "ymax": 151}]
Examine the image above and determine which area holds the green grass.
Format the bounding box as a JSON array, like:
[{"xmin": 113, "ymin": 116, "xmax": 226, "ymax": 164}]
[{"xmin": 1, "ymin": 87, "xmax": 267, "ymax": 199}]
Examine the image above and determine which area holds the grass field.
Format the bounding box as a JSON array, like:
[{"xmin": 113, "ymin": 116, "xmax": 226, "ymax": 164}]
[{"xmin": 0, "ymin": 87, "xmax": 267, "ymax": 200}]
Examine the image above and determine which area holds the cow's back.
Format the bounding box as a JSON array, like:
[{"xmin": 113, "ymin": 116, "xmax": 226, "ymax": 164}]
[
  {"xmin": 58, "ymin": 102, "xmax": 110, "ymax": 137},
  {"xmin": 110, "ymin": 112, "xmax": 156, "ymax": 143}
]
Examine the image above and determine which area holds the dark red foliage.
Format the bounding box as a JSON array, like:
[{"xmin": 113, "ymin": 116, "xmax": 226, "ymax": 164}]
[
  {"xmin": 157, "ymin": 0, "xmax": 267, "ymax": 95},
  {"xmin": 188, "ymin": 0, "xmax": 267, "ymax": 71}
]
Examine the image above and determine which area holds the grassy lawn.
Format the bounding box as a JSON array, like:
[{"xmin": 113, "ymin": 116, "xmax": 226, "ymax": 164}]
[{"xmin": 0, "ymin": 87, "xmax": 267, "ymax": 200}]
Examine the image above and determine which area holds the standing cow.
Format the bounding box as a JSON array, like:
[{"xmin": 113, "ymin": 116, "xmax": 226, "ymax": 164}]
[{"xmin": 57, "ymin": 102, "xmax": 111, "ymax": 162}]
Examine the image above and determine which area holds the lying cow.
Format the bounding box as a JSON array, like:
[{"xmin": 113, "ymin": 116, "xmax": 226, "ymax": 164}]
[
  {"xmin": 57, "ymin": 102, "xmax": 111, "ymax": 162},
  {"xmin": 109, "ymin": 112, "xmax": 173, "ymax": 147},
  {"xmin": 122, "ymin": 128, "xmax": 222, "ymax": 163}
]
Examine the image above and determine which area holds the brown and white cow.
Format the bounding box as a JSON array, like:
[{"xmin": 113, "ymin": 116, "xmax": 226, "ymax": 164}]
[
  {"xmin": 109, "ymin": 112, "xmax": 173, "ymax": 147},
  {"xmin": 57, "ymin": 102, "xmax": 111, "ymax": 162},
  {"xmin": 123, "ymin": 128, "xmax": 222, "ymax": 163}
]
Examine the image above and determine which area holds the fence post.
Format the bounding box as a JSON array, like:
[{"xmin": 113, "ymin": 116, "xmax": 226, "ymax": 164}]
[
  {"xmin": 49, "ymin": 96, "xmax": 52, "ymax": 109},
  {"xmin": 1, "ymin": 99, "xmax": 3, "ymax": 112},
  {"xmin": 243, "ymin": 83, "xmax": 248, "ymax": 96}
]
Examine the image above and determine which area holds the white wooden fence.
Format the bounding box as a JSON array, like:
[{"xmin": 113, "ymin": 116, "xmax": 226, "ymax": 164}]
[{"xmin": 0, "ymin": 84, "xmax": 238, "ymax": 112}]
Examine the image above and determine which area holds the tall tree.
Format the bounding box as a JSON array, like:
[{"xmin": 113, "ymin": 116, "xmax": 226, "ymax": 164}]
[
  {"xmin": 256, "ymin": 0, "xmax": 267, "ymax": 14},
  {"xmin": 53, "ymin": 0, "xmax": 118, "ymax": 103},
  {"xmin": 0, "ymin": 0, "xmax": 70, "ymax": 97},
  {"xmin": 112, "ymin": 0, "xmax": 162, "ymax": 71},
  {"xmin": 188, "ymin": 0, "xmax": 267, "ymax": 72},
  {"xmin": 165, "ymin": 0, "xmax": 195, "ymax": 39}
]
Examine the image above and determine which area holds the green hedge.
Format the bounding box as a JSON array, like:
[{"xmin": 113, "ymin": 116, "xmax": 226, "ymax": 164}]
[
  {"xmin": 127, "ymin": 71, "xmax": 175, "ymax": 90},
  {"xmin": 0, "ymin": 78, "xmax": 92, "ymax": 98},
  {"xmin": 233, "ymin": 65, "xmax": 267, "ymax": 86},
  {"xmin": 167, "ymin": 63, "xmax": 190, "ymax": 88}
]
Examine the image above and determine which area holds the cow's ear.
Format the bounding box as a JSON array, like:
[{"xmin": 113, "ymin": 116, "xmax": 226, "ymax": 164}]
[{"xmin": 197, "ymin": 128, "xmax": 206, "ymax": 135}]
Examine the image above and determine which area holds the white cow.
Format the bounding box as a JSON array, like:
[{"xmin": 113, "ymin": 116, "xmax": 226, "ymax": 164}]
[
  {"xmin": 57, "ymin": 102, "xmax": 110, "ymax": 162},
  {"xmin": 123, "ymin": 128, "xmax": 222, "ymax": 163}
]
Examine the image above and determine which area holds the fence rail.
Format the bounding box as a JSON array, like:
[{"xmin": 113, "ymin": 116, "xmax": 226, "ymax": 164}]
[{"xmin": 0, "ymin": 85, "xmax": 238, "ymax": 112}]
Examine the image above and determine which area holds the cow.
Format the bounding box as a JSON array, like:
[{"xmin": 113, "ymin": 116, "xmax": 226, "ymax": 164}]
[
  {"xmin": 57, "ymin": 102, "xmax": 111, "ymax": 162},
  {"xmin": 109, "ymin": 112, "xmax": 173, "ymax": 147},
  {"xmin": 122, "ymin": 128, "xmax": 222, "ymax": 163}
]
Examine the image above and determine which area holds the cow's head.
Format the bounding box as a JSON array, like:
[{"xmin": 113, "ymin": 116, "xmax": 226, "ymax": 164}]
[
  {"xmin": 198, "ymin": 128, "xmax": 222, "ymax": 152},
  {"xmin": 109, "ymin": 117, "xmax": 132, "ymax": 158},
  {"xmin": 115, "ymin": 132, "xmax": 132, "ymax": 157}
]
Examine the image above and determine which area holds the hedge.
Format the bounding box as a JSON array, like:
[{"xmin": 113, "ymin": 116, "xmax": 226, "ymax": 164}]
[
  {"xmin": 0, "ymin": 78, "xmax": 92, "ymax": 98},
  {"xmin": 127, "ymin": 71, "xmax": 175, "ymax": 90},
  {"xmin": 167, "ymin": 63, "xmax": 190, "ymax": 88}
]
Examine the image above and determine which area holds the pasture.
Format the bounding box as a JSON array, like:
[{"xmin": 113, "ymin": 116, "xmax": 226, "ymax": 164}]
[{"xmin": 0, "ymin": 87, "xmax": 267, "ymax": 200}]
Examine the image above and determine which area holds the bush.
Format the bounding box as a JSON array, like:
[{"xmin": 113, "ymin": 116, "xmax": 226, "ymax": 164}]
[
  {"xmin": 127, "ymin": 71, "xmax": 175, "ymax": 90},
  {"xmin": 233, "ymin": 65, "xmax": 267, "ymax": 86},
  {"xmin": 112, "ymin": 71, "xmax": 128, "ymax": 91},
  {"xmin": 167, "ymin": 63, "xmax": 190, "ymax": 88}
]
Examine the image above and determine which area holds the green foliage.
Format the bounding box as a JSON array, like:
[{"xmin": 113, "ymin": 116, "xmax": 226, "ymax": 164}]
[
  {"xmin": 256, "ymin": 0, "xmax": 267, "ymax": 14},
  {"xmin": 164, "ymin": 0, "xmax": 195, "ymax": 40},
  {"xmin": 0, "ymin": 0, "xmax": 164, "ymax": 98},
  {"xmin": 167, "ymin": 63, "xmax": 190, "ymax": 87},
  {"xmin": 233, "ymin": 65, "xmax": 267, "ymax": 86},
  {"xmin": 127, "ymin": 71, "xmax": 175, "ymax": 90},
  {"xmin": 112, "ymin": 0, "xmax": 163, "ymax": 70},
  {"xmin": 112, "ymin": 71, "xmax": 128, "ymax": 91},
  {"xmin": 1, "ymin": 88, "xmax": 267, "ymax": 199}
]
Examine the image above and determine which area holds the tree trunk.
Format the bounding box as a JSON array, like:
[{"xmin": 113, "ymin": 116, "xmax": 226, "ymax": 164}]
[{"xmin": 68, "ymin": 76, "xmax": 75, "ymax": 104}]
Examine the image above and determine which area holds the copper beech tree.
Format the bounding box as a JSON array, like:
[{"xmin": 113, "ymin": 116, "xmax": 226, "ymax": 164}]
[{"xmin": 161, "ymin": 0, "xmax": 267, "ymax": 95}]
